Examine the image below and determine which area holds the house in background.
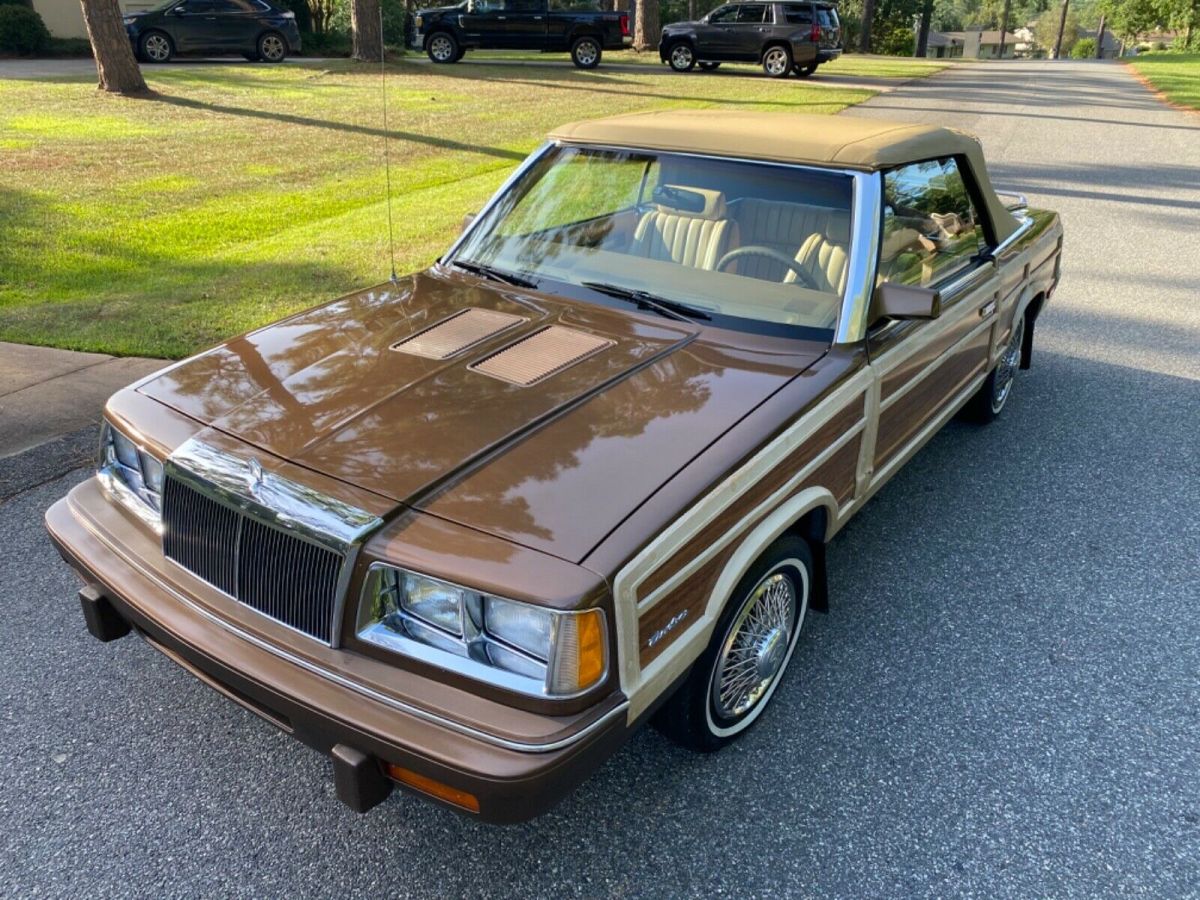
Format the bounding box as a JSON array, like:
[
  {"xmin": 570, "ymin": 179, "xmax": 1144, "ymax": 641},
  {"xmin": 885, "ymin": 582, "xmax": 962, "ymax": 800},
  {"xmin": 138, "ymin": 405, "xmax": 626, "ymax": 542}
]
[
  {"xmin": 944, "ymin": 28, "xmax": 1022, "ymax": 58},
  {"xmin": 31, "ymin": 0, "xmax": 156, "ymax": 39},
  {"xmin": 924, "ymin": 31, "xmax": 964, "ymax": 58}
]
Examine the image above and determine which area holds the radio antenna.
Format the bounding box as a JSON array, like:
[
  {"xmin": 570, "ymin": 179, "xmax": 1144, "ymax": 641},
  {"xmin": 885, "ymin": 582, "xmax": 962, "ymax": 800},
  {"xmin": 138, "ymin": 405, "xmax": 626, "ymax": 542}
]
[{"xmin": 379, "ymin": 5, "xmax": 398, "ymax": 285}]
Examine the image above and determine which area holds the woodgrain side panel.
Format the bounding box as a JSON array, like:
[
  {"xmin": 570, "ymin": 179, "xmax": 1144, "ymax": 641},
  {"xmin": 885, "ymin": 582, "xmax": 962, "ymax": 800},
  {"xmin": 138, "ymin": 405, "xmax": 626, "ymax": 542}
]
[
  {"xmin": 638, "ymin": 433, "xmax": 861, "ymax": 667},
  {"xmin": 637, "ymin": 397, "xmax": 863, "ymax": 602},
  {"xmin": 874, "ymin": 326, "xmax": 991, "ymax": 469},
  {"xmin": 880, "ymin": 304, "xmax": 983, "ymax": 403}
]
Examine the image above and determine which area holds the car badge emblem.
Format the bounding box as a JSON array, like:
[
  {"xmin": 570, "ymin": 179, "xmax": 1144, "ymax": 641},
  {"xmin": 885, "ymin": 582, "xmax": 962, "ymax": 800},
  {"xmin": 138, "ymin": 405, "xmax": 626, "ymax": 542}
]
[{"xmin": 247, "ymin": 458, "xmax": 265, "ymax": 496}]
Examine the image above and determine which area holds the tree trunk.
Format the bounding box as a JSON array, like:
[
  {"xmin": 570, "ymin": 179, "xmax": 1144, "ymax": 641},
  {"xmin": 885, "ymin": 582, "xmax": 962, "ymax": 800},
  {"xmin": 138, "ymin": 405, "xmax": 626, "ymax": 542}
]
[
  {"xmin": 1095, "ymin": 14, "xmax": 1106, "ymax": 58},
  {"xmin": 997, "ymin": 0, "xmax": 1011, "ymax": 56},
  {"xmin": 915, "ymin": 0, "xmax": 933, "ymax": 56},
  {"xmin": 351, "ymin": 0, "xmax": 383, "ymax": 62},
  {"xmin": 79, "ymin": 0, "xmax": 148, "ymax": 95},
  {"xmin": 633, "ymin": 0, "xmax": 659, "ymax": 51},
  {"xmin": 858, "ymin": 0, "xmax": 876, "ymax": 53},
  {"xmin": 688, "ymin": 0, "xmax": 696, "ymax": 20},
  {"xmin": 1052, "ymin": 0, "xmax": 1069, "ymax": 59}
]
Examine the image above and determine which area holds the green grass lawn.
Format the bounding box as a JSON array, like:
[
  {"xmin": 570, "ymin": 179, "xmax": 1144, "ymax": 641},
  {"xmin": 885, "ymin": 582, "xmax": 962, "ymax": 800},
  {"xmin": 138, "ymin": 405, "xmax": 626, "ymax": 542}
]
[
  {"xmin": 1125, "ymin": 53, "xmax": 1200, "ymax": 110},
  {"xmin": 463, "ymin": 49, "xmax": 952, "ymax": 79},
  {"xmin": 0, "ymin": 59, "xmax": 876, "ymax": 358}
]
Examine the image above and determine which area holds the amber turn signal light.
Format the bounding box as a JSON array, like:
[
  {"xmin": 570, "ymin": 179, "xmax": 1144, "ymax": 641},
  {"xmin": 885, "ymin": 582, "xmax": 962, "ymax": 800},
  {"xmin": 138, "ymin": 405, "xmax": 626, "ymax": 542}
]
[
  {"xmin": 384, "ymin": 763, "xmax": 480, "ymax": 813},
  {"xmin": 549, "ymin": 607, "xmax": 606, "ymax": 695}
]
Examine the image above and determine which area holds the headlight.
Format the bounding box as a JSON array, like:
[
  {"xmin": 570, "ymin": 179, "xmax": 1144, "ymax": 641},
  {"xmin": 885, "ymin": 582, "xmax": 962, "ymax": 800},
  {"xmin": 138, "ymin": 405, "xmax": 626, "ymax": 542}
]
[
  {"xmin": 414, "ymin": 14, "xmax": 423, "ymax": 26},
  {"xmin": 357, "ymin": 566, "xmax": 607, "ymax": 698},
  {"xmin": 123, "ymin": 16, "xmax": 136, "ymax": 24},
  {"xmin": 98, "ymin": 420, "xmax": 164, "ymax": 529}
]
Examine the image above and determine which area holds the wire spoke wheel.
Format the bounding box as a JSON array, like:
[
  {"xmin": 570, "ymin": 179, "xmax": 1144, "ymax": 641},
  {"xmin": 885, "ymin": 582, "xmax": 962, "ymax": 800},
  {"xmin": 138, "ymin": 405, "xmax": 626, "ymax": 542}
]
[
  {"xmin": 991, "ymin": 315, "xmax": 1024, "ymax": 413},
  {"xmin": 710, "ymin": 570, "xmax": 800, "ymax": 722}
]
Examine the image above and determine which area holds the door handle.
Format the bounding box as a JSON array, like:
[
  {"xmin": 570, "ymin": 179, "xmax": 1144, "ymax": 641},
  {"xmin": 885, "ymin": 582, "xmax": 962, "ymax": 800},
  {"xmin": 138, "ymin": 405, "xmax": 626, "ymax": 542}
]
[
  {"xmin": 979, "ymin": 299, "xmax": 997, "ymax": 317},
  {"xmin": 496, "ymin": 15, "xmax": 506, "ymax": 19},
  {"xmin": 532, "ymin": 15, "xmax": 543, "ymax": 19}
]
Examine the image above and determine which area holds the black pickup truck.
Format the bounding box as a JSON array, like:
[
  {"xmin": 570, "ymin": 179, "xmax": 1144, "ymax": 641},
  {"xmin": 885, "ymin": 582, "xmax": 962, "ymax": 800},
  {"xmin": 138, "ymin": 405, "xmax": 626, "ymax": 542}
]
[{"xmin": 412, "ymin": 0, "xmax": 632, "ymax": 69}]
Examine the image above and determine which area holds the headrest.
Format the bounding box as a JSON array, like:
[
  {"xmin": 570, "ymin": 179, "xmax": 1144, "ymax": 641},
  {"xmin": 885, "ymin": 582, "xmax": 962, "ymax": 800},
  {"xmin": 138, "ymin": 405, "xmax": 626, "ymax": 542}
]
[{"xmin": 651, "ymin": 184, "xmax": 727, "ymax": 220}]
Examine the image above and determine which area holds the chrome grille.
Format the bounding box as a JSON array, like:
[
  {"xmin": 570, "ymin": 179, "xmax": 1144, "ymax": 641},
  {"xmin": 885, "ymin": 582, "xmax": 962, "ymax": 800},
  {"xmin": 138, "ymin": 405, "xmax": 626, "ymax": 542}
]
[{"xmin": 162, "ymin": 477, "xmax": 343, "ymax": 643}]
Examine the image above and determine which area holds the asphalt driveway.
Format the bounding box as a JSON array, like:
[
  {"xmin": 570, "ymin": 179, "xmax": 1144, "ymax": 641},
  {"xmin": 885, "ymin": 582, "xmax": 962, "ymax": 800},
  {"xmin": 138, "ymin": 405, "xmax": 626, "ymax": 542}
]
[{"xmin": 1, "ymin": 60, "xmax": 1198, "ymax": 898}]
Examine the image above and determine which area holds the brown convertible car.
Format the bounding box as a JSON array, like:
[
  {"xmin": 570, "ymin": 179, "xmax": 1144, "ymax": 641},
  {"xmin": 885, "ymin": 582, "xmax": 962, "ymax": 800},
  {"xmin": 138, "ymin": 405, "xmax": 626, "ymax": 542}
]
[{"xmin": 46, "ymin": 111, "xmax": 1062, "ymax": 822}]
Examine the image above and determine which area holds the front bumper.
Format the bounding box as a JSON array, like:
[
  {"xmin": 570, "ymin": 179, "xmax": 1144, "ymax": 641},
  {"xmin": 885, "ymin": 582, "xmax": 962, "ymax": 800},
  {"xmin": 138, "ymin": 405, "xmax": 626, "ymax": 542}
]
[{"xmin": 45, "ymin": 480, "xmax": 629, "ymax": 823}]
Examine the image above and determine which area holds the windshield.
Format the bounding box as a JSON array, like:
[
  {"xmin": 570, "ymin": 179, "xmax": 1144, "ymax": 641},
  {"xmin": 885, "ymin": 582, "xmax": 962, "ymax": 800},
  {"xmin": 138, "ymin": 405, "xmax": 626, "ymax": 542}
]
[{"xmin": 449, "ymin": 145, "xmax": 854, "ymax": 340}]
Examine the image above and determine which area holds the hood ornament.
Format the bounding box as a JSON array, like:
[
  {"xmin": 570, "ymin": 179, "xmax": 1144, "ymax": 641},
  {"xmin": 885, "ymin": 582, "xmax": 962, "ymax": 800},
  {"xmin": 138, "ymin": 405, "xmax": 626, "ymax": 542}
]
[{"xmin": 247, "ymin": 458, "xmax": 265, "ymax": 496}]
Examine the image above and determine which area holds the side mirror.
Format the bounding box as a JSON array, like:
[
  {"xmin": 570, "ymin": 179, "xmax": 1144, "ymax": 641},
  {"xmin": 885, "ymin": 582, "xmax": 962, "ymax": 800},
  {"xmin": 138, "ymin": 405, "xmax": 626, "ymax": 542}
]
[
  {"xmin": 869, "ymin": 282, "xmax": 941, "ymax": 329},
  {"xmin": 460, "ymin": 212, "xmax": 477, "ymax": 234}
]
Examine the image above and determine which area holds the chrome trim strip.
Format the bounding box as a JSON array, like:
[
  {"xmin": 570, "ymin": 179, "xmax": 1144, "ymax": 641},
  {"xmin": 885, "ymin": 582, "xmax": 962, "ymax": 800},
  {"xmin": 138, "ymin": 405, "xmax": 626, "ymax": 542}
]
[
  {"xmin": 991, "ymin": 213, "xmax": 1035, "ymax": 259},
  {"xmin": 70, "ymin": 493, "xmax": 628, "ymax": 754},
  {"xmin": 836, "ymin": 170, "xmax": 882, "ymax": 346},
  {"xmin": 166, "ymin": 438, "xmax": 382, "ymax": 553}
]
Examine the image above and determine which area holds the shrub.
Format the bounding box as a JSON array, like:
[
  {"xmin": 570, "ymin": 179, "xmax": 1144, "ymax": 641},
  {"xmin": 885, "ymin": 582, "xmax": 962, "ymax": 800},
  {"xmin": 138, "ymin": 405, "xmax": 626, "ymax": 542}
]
[
  {"xmin": 0, "ymin": 0, "xmax": 33, "ymax": 8},
  {"xmin": 0, "ymin": 3, "xmax": 50, "ymax": 55},
  {"xmin": 1070, "ymin": 37, "xmax": 1096, "ymax": 58}
]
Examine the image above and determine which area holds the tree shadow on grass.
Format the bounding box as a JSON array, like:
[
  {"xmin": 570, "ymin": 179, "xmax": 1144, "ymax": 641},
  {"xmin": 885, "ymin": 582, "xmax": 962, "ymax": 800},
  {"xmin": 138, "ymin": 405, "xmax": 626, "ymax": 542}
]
[
  {"xmin": 138, "ymin": 91, "xmax": 528, "ymax": 161},
  {"xmin": 428, "ymin": 62, "xmax": 866, "ymax": 108}
]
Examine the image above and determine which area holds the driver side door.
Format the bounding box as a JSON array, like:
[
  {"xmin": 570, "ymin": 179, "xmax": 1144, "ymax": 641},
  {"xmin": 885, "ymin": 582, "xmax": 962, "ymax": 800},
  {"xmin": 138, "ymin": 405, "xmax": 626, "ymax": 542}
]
[
  {"xmin": 168, "ymin": 0, "xmax": 224, "ymax": 51},
  {"xmin": 700, "ymin": 5, "xmax": 745, "ymax": 58},
  {"xmin": 865, "ymin": 157, "xmax": 1000, "ymax": 484}
]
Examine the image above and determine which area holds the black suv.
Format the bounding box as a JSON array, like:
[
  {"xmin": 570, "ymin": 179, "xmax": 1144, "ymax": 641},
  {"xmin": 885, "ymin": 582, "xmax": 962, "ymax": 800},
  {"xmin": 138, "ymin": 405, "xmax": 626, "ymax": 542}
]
[
  {"xmin": 659, "ymin": 1, "xmax": 841, "ymax": 78},
  {"xmin": 124, "ymin": 0, "xmax": 302, "ymax": 64},
  {"xmin": 412, "ymin": 0, "xmax": 631, "ymax": 69}
]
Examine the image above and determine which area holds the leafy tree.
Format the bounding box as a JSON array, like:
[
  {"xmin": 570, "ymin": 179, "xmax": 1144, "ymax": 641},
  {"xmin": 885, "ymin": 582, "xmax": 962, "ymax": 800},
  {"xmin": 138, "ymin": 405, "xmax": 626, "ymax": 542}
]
[
  {"xmin": 1034, "ymin": 3, "xmax": 1078, "ymax": 52},
  {"xmin": 1100, "ymin": 0, "xmax": 1159, "ymax": 39},
  {"xmin": 1071, "ymin": 32, "xmax": 1097, "ymax": 50}
]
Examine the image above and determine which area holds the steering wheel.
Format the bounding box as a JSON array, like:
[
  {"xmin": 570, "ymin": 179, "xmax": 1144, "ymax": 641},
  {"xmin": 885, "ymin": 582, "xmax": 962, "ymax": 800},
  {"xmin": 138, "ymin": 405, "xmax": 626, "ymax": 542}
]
[{"xmin": 715, "ymin": 245, "xmax": 822, "ymax": 291}]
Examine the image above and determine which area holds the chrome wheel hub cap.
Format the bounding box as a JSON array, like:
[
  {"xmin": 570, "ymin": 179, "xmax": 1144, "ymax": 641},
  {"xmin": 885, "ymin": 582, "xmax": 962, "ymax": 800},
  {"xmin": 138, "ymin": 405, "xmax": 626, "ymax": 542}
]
[
  {"xmin": 712, "ymin": 572, "xmax": 797, "ymax": 720},
  {"xmin": 992, "ymin": 316, "xmax": 1024, "ymax": 412},
  {"xmin": 672, "ymin": 46, "xmax": 692, "ymax": 67},
  {"xmin": 262, "ymin": 36, "xmax": 283, "ymax": 59},
  {"xmin": 577, "ymin": 42, "xmax": 597, "ymax": 64},
  {"xmin": 765, "ymin": 50, "xmax": 787, "ymax": 74},
  {"xmin": 431, "ymin": 36, "xmax": 453, "ymax": 60}
]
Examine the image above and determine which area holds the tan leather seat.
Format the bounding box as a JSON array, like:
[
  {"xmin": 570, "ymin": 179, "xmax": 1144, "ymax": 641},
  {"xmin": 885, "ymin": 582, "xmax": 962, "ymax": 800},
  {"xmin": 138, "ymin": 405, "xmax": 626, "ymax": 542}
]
[
  {"xmin": 631, "ymin": 186, "xmax": 733, "ymax": 270},
  {"xmin": 735, "ymin": 199, "xmax": 850, "ymax": 293}
]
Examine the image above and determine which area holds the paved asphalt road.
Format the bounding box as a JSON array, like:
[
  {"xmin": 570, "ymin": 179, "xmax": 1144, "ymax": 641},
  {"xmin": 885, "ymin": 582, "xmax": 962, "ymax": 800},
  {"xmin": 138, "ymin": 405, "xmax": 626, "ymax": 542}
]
[{"xmin": 2, "ymin": 60, "xmax": 1198, "ymax": 897}]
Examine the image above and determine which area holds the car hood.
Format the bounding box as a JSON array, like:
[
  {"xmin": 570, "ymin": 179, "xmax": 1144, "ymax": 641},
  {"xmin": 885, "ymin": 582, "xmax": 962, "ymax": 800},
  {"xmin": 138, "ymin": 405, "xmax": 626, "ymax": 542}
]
[{"xmin": 140, "ymin": 270, "xmax": 826, "ymax": 563}]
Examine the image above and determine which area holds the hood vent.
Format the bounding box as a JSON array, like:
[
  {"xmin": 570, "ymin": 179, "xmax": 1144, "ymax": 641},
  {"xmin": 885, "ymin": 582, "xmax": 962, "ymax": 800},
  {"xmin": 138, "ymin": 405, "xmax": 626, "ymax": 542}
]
[
  {"xmin": 470, "ymin": 326, "xmax": 614, "ymax": 387},
  {"xmin": 392, "ymin": 308, "xmax": 526, "ymax": 360}
]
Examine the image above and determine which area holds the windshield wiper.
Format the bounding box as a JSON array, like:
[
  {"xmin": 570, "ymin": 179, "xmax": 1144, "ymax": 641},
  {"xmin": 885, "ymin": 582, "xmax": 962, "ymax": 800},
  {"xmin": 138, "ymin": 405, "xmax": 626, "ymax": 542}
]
[
  {"xmin": 580, "ymin": 281, "xmax": 710, "ymax": 322},
  {"xmin": 452, "ymin": 259, "xmax": 539, "ymax": 290}
]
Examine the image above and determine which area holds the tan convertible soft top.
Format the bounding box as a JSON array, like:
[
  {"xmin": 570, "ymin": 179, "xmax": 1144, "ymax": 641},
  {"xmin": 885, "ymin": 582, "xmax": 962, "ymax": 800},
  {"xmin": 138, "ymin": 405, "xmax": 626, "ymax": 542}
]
[{"xmin": 549, "ymin": 110, "xmax": 1020, "ymax": 242}]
